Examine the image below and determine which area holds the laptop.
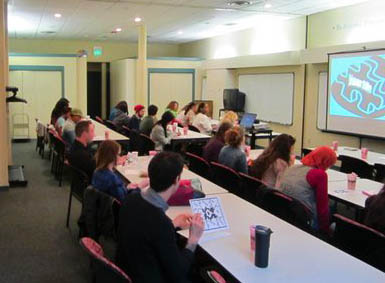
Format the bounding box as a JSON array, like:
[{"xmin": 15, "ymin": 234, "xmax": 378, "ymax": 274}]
[{"xmin": 240, "ymin": 113, "xmax": 257, "ymax": 130}]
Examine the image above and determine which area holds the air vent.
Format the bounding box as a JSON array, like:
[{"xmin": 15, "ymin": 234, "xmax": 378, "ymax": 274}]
[
  {"xmin": 228, "ymin": 1, "xmax": 253, "ymax": 6},
  {"xmin": 224, "ymin": 22, "xmax": 237, "ymax": 26},
  {"xmin": 40, "ymin": 31, "xmax": 56, "ymax": 34}
]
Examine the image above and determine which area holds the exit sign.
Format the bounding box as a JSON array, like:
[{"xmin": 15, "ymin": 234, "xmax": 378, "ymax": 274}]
[{"xmin": 93, "ymin": 46, "xmax": 103, "ymax": 57}]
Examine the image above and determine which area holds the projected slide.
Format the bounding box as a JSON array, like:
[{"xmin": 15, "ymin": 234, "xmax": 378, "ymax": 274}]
[
  {"xmin": 327, "ymin": 50, "xmax": 385, "ymax": 138},
  {"xmin": 330, "ymin": 55, "xmax": 385, "ymax": 119}
]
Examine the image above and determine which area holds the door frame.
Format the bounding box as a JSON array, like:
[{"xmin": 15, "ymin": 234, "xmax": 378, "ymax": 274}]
[
  {"xmin": 147, "ymin": 68, "xmax": 195, "ymax": 107},
  {"xmin": 9, "ymin": 65, "xmax": 65, "ymax": 98}
]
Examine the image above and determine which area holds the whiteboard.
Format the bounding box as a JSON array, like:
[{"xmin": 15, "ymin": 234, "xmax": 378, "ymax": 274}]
[
  {"xmin": 317, "ymin": 72, "xmax": 328, "ymax": 130},
  {"xmin": 239, "ymin": 73, "xmax": 294, "ymax": 124}
]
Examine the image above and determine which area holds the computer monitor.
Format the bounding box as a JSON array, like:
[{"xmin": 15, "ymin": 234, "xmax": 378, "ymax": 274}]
[{"xmin": 240, "ymin": 113, "xmax": 257, "ymax": 130}]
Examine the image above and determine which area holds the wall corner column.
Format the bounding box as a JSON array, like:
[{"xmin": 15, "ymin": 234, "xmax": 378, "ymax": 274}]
[
  {"xmin": 0, "ymin": 0, "xmax": 9, "ymax": 187},
  {"xmin": 76, "ymin": 55, "xmax": 87, "ymax": 115},
  {"xmin": 136, "ymin": 24, "xmax": 147, "ymax": 106}
]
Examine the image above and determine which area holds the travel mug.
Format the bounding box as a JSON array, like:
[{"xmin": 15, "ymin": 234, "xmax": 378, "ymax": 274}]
[{"xmin": 254, "ymin": 225, "xmax": 273, "ymax": 268}]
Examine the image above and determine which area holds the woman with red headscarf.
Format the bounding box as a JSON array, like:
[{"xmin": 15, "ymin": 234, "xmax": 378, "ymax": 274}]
[{"xmin": 278, "ymin": 146, "xmax": 337, "ymax": 233}]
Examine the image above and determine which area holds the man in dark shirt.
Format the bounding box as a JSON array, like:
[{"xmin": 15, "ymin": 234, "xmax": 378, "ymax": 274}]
[
  {"xmin": 116, "ymin": 152, "xmax": 204, "ymax": 283},
  {"xmin": 127, "ymin": 104, "xmax": 145, "ymax": 131},
  {"xmin": 68, "ymin": 120, "xmax": 96, "ymax": 180}
]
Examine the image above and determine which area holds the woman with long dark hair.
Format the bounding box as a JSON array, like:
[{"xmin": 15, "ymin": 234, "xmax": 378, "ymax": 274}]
[
  {"xmin": 50, "ymin": 98, "xmax": 69, "ymax": 125},
  {"xmin": 250, "ymin": 134, "xmax": 296, "ymax": 188},
  {"xmin": 192, "ymin": 102, "xmax": 212, "ymax": 135},
  {"xmin": 110, "ymin": 101, "xmax": 128, "ymax": 121},
  {"xmin": 176, "ymin": 102, "xmax": 197, "ymax": 126},
  {"xmin": 150, "ymin": 111, "xmax": 175, "ymax": 151},
  {"xmin": 203, "ymin": 121, "xmax": 233, "ymax": 163}
]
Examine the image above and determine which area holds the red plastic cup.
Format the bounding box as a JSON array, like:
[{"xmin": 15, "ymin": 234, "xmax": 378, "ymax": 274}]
[
  {"xmin": 361, "ymin": 148, "xmax": 368, "ymax": 160},
  {"xmin": 105, "ymin": 130, "xmax": 110, "ymax": 140}
]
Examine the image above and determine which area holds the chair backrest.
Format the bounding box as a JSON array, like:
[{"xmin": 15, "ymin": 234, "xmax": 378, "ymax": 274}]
[
  {"xmin": 105, "ymin": 120, "xmax": 117, "ymax": 131},
  {"xmin": 210, "ymin": 162, "xmax": 240, "ymax": 195},
  {"xmin": 69, "ymin": 165, "xmax": 89, "ymax": 202},
  {"xmin": 260, "ymin": 190, "xmax": 312, "ymax": 230},
  {"xmin": 129, "ymin": 130, "xmax": 141, "ymax": 152},
  {"xmin": 139, "ymin": 133, "xmax": 155, "ymax": 156},
  {"xmin": 95, "ymin": 116, "xmax": 105, "ymax": 124},
  {"xmin": 79, "ymin": 237, "xmax": 132, "ymax": 283},
  {"xmin": 186, "ymin": 152, "xmax": 211, "ymax": 180},
  {"xmin": 333, "ymin": 214, "xmax": 385, "ymax": 271},
  {"xmin": 302, "ymin": 148, "xmax": 312, "ymax": 157},
  {"xmin": 374, "ymin": 163, "xmax": 385, "ymax": 182},
  {"xmin": 188, "ymin": 124, "xmax": 200, "ymax": 133},
  {"xmin": 339, "ymin": 155, "xmax": 375, "ymax": 179},
  {"xmin": 239, "ymin": 172, "xmax": 266, "ymax": 205}
]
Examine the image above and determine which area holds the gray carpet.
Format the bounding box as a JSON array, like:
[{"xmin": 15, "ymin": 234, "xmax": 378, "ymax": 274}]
[{"xmin": 0, "ymin": 141, "xmax": 90, "ymax": 283}]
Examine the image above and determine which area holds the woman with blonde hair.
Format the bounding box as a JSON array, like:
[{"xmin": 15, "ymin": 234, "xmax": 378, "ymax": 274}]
[
  {"xmin": 91, "ymin": 140, "xmax": 128, "ymax": 202},
  {"xmin": 221, "ymin": 111, "xmax": 238, "ymax": 125},
  {"xmin": 165, "ymin": 101, "xmax": 179, "ymax": 118},
  {"xmin": 218, "ymin": 126, "xmax": 247, "ymax": 174}
]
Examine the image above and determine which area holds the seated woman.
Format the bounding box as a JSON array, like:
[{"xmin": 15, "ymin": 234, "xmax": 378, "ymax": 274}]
[
  {"xmin": 150, "ymin": 111, "xmax": 175, "ymax": 151},
  {"xmin": 221, "ymin": 111, "xmax": 238, "ymax": 125},
  {"xmin": 192, "ymin": 103, "xmax": 212, "ymax": 135},
  {"xmin": 165, "ymin": 101, "xmax": 179, "ymax": 118},
  {"xmin": 218, "ymin": 126, "xmax": 248, "ymax": 174},
  {"xmin": 92, "ymin": 140, "xmax": 128, "ymax": 203},
  {"xmin": 51, "ymin": 98, "xmax": 69, "ymax": 125},
  {"xmin": 109, "ymin": 101, "xmax": 128, "ymax": 121},
  {"xmin": 364, "ymin": 185, "xmax": 385, "ymax": 234},
  {"xmin": 250, "ymin": 134, "xmax": 296, "ymax": 188},
  {"xmin": 176, "ymin": 102, "xmax": 197, "ymax": 126},
  {"xmin": 112, "ymin": 102, "xmax": 130, "ymax": 130},
  {"xmin": 278, "ymin": 146, "xmax": 337, "ymax": 233},
  {"xmin": 203, "ymin": 122, "xmax": 233, "ymax": 163},
  {"xmin": 55, "ymin": 107, "xmax": 71, "ymax": 136}
]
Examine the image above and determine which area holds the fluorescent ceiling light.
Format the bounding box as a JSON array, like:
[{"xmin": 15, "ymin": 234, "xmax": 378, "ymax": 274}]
[
  {"xmin": 115, "ymin": 27, "xmax": 122, "ymax": 32},
  {"xmin": 8, "ymin": 15, "xmax": 32, "ymax": 31},
  {"xmin": 177, "ymin": 30, "xmax": 183, "ymax": 35},
  {"xmin": 54, "ymin": 13, "xmax": 62, "ymax": 18},
  {"xmin": 264, "ymin": 2, "xmax": 272, "ymax": 8},
  {"xmin": 134, "ymin": 17, "xmax": 142, "ymax": 23}
]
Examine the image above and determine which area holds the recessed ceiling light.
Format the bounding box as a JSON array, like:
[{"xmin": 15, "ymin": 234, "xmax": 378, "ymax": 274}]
[
  {"xmin": 215, "ymin": 8, "xmax": 236, "ymax": 12},
  {"xmin": 264, "ymin": 2, "xmax": 272, "ymax": 8},
  {"xmin": 134, "ymin": 17, "xmax": 142, "ymax": 23},
  {"xmin": 115, "ymin": 27, "xmax": 122, "ymax": 32},
  {"xmin": 54, "ymin": 13, "xmax": 62, "ymax": 18},
  {"xmin": 177, "ymin": 30, "xmax": 183, "ymax": 35}
]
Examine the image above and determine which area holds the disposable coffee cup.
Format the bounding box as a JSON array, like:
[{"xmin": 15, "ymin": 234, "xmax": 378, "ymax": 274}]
[{"xmin": 254, "ymin": 225, "xmax": 273, "ymax": 268}]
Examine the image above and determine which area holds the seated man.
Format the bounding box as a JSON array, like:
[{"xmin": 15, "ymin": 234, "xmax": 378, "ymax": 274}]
[
  {"xmin": 127, "ymin": 104, "xmax": 145, "ymax": 131},
  {"xmin": 68, "ymin": 120, "xmax": 96, "ymax": 180},
  {"xmin": 116, "ymin": 152, "xmax": 204, "ymax": 283},
  {"xmin": 62, "ymin": 108, "xmax": 83, "ymax": 146}
]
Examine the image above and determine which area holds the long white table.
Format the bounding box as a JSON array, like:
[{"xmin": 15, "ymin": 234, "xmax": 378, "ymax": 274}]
[
  {"xmin": 116, "ymin": 156, "xmax": 228, "ymax": 195},
  {"xmin": 171, "ymin": 127, "xmax": 211, "ymax": 145},
  {"xmin": 309, "ymin": 146, "xmax": 385, "ymax": 166},
  {"xmin": 167, "ymin": 193, "xmax": 385, "ymax": 282},
  {"xmin": 91, "ymin": 119, "xmax": 129, "ymax": 142}
]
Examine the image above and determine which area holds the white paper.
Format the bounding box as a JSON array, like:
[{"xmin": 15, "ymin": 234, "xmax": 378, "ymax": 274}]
[{"xmin": 189, "ymin": 197, "xmax": 229, "ymax": 233}]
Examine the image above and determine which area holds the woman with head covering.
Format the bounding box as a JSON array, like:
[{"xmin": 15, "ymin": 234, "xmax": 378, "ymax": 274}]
[{"xmin": 278, "ymin": 146, "xmax": 337, "ymax": 233}]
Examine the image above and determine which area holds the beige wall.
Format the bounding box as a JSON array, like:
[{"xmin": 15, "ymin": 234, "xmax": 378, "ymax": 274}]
[
  {"xmin": 9, "ymin": 38, "xmax": 180, "ymax": 62},
  {"xmin": 308, "ymin": 0, "xmax": 385, "ymax": 48}
]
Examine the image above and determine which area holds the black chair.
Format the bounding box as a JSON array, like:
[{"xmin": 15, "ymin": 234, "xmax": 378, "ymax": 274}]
[
  {"xmin": 120, "ymin": 125, "xmax": 131, "ymax": 138},
  {"xmin": 186, "ymin": 152, "xmax": 211, "ymax": 180},
  {"xmin": 66, "ymin": 165, "xmax": 89, "ymax": 228},
  {"xmin": 339, "ymin": 155, "xmax": 375, "ymax": 179},
  {"xmin": 374, "ymin": 163, "xmax": 385, "ymax": 182},
  {"xmin": 95, "ymin": 116, "xmax": 105, "ymax": 124},
  {"xmin": 129, "ymin": 130, "xmax": 141, "ymax": 152},
  {"xmin": 105, "ymin": 120, "xmax": 118, "ymax": 131},
  {"xmin": 139, "ymin": 134, "xmax": 155, "ymax": 156},
  {"xmin": 210, "ymin": 162, "xmax": 241, "ymax": 196},
  {"xmin": 260, "ymin": 190, "xmax": 313, "ymax": 231},
  {"xmin": 188, "ymin": 125, "xmax": 200, "ymax": 133},
  {"xmin": 51, "ymin": 133, "xmax": 67, "ymax": 186},
  {"xmin": 333, "ymin": 214, "xmax": 385, "ymax": 272},
  {"xmin": 302, "ymin": 148, "xmax": 312, "ymax": 157},
  {"xmin": 239, "ymin": 173, "xmax": 266, "ymax": 205}
]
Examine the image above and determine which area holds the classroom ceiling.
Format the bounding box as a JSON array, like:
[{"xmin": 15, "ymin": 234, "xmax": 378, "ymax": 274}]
[{"xmin": 8, "ymin": 0, "xmax": 370, "ymax": 43}]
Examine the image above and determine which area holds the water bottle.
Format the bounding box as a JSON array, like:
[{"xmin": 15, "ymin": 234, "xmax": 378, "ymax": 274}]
[{"xmin": 254, "ymin": 225, "xmax": 273, "ymax": 268}]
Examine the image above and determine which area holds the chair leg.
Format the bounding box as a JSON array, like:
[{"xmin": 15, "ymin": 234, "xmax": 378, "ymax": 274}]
[
  {"xmin": 51, "ymin": 153, "xmax": 55, "ymax": 173},
  {"xmin": 58, "ymin": 159, "xmax": 64, "ymax": 187},
  {"xmin": 66, "ymin": 192, "xmax": 72, "ymax": 228}
]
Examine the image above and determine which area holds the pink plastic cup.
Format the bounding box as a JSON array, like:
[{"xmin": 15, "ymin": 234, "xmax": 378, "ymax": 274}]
[
  {"xmin": 245, "ymin": 145, "xmax": 251, "ymax": 157},
  {"xmin": 332, "ymin": 141, "xmax": 339, "ymax": 151},
  {"xmin": 172, "ymin": 122, "xmax": 178, "ymax": 132},
  {"xmin": 105, "ymin": 130, "xmax": 110, "ymax": 140},
  {"xmin": 361, "ymin": 148, "xmax": 368, "ymax": 160},
  {"xmin": 347, "ymin": 173, "xmax": 357, "ymax": 190},
  {"xmin": 183, "ymin": 126, "xmax": 188, "ymax": 135},
  {"xmin": 149, "ymin": 150, "xmax": 157, "ymax": 156},
  {"xmin": 249, "ymin": 225, "xmax": 256, "ymax": 251}
]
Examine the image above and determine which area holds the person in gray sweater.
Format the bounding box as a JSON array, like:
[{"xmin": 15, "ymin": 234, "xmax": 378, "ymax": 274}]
[
  {"xmin": 150, "ymin": 111, "xmax": 175, "ymax": 151},
  {"xmin": 218, "ymin": 126, "xmax": 248, "ymax": 174}
]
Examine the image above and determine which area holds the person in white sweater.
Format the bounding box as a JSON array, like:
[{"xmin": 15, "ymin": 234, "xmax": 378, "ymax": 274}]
[
  {"xmin": 192, "ymin": 103, "xmax": 212, "ymax": 135},
  {"xmin": 176, "ymin": 102, "xmax": 197, "ymax": 126}
]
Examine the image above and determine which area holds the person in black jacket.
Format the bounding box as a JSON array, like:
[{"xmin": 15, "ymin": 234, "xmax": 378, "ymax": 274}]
[
  {"xmin": 116, "ymin": 151, "xmax": 204, "ymax": 283},
  {"xmin": 127, "ymin": 104, "xmax": 145, "ymax": 131},
  {"xmin": 68, "ymin": 120, "xmax": 96, "ymax": 180}
]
